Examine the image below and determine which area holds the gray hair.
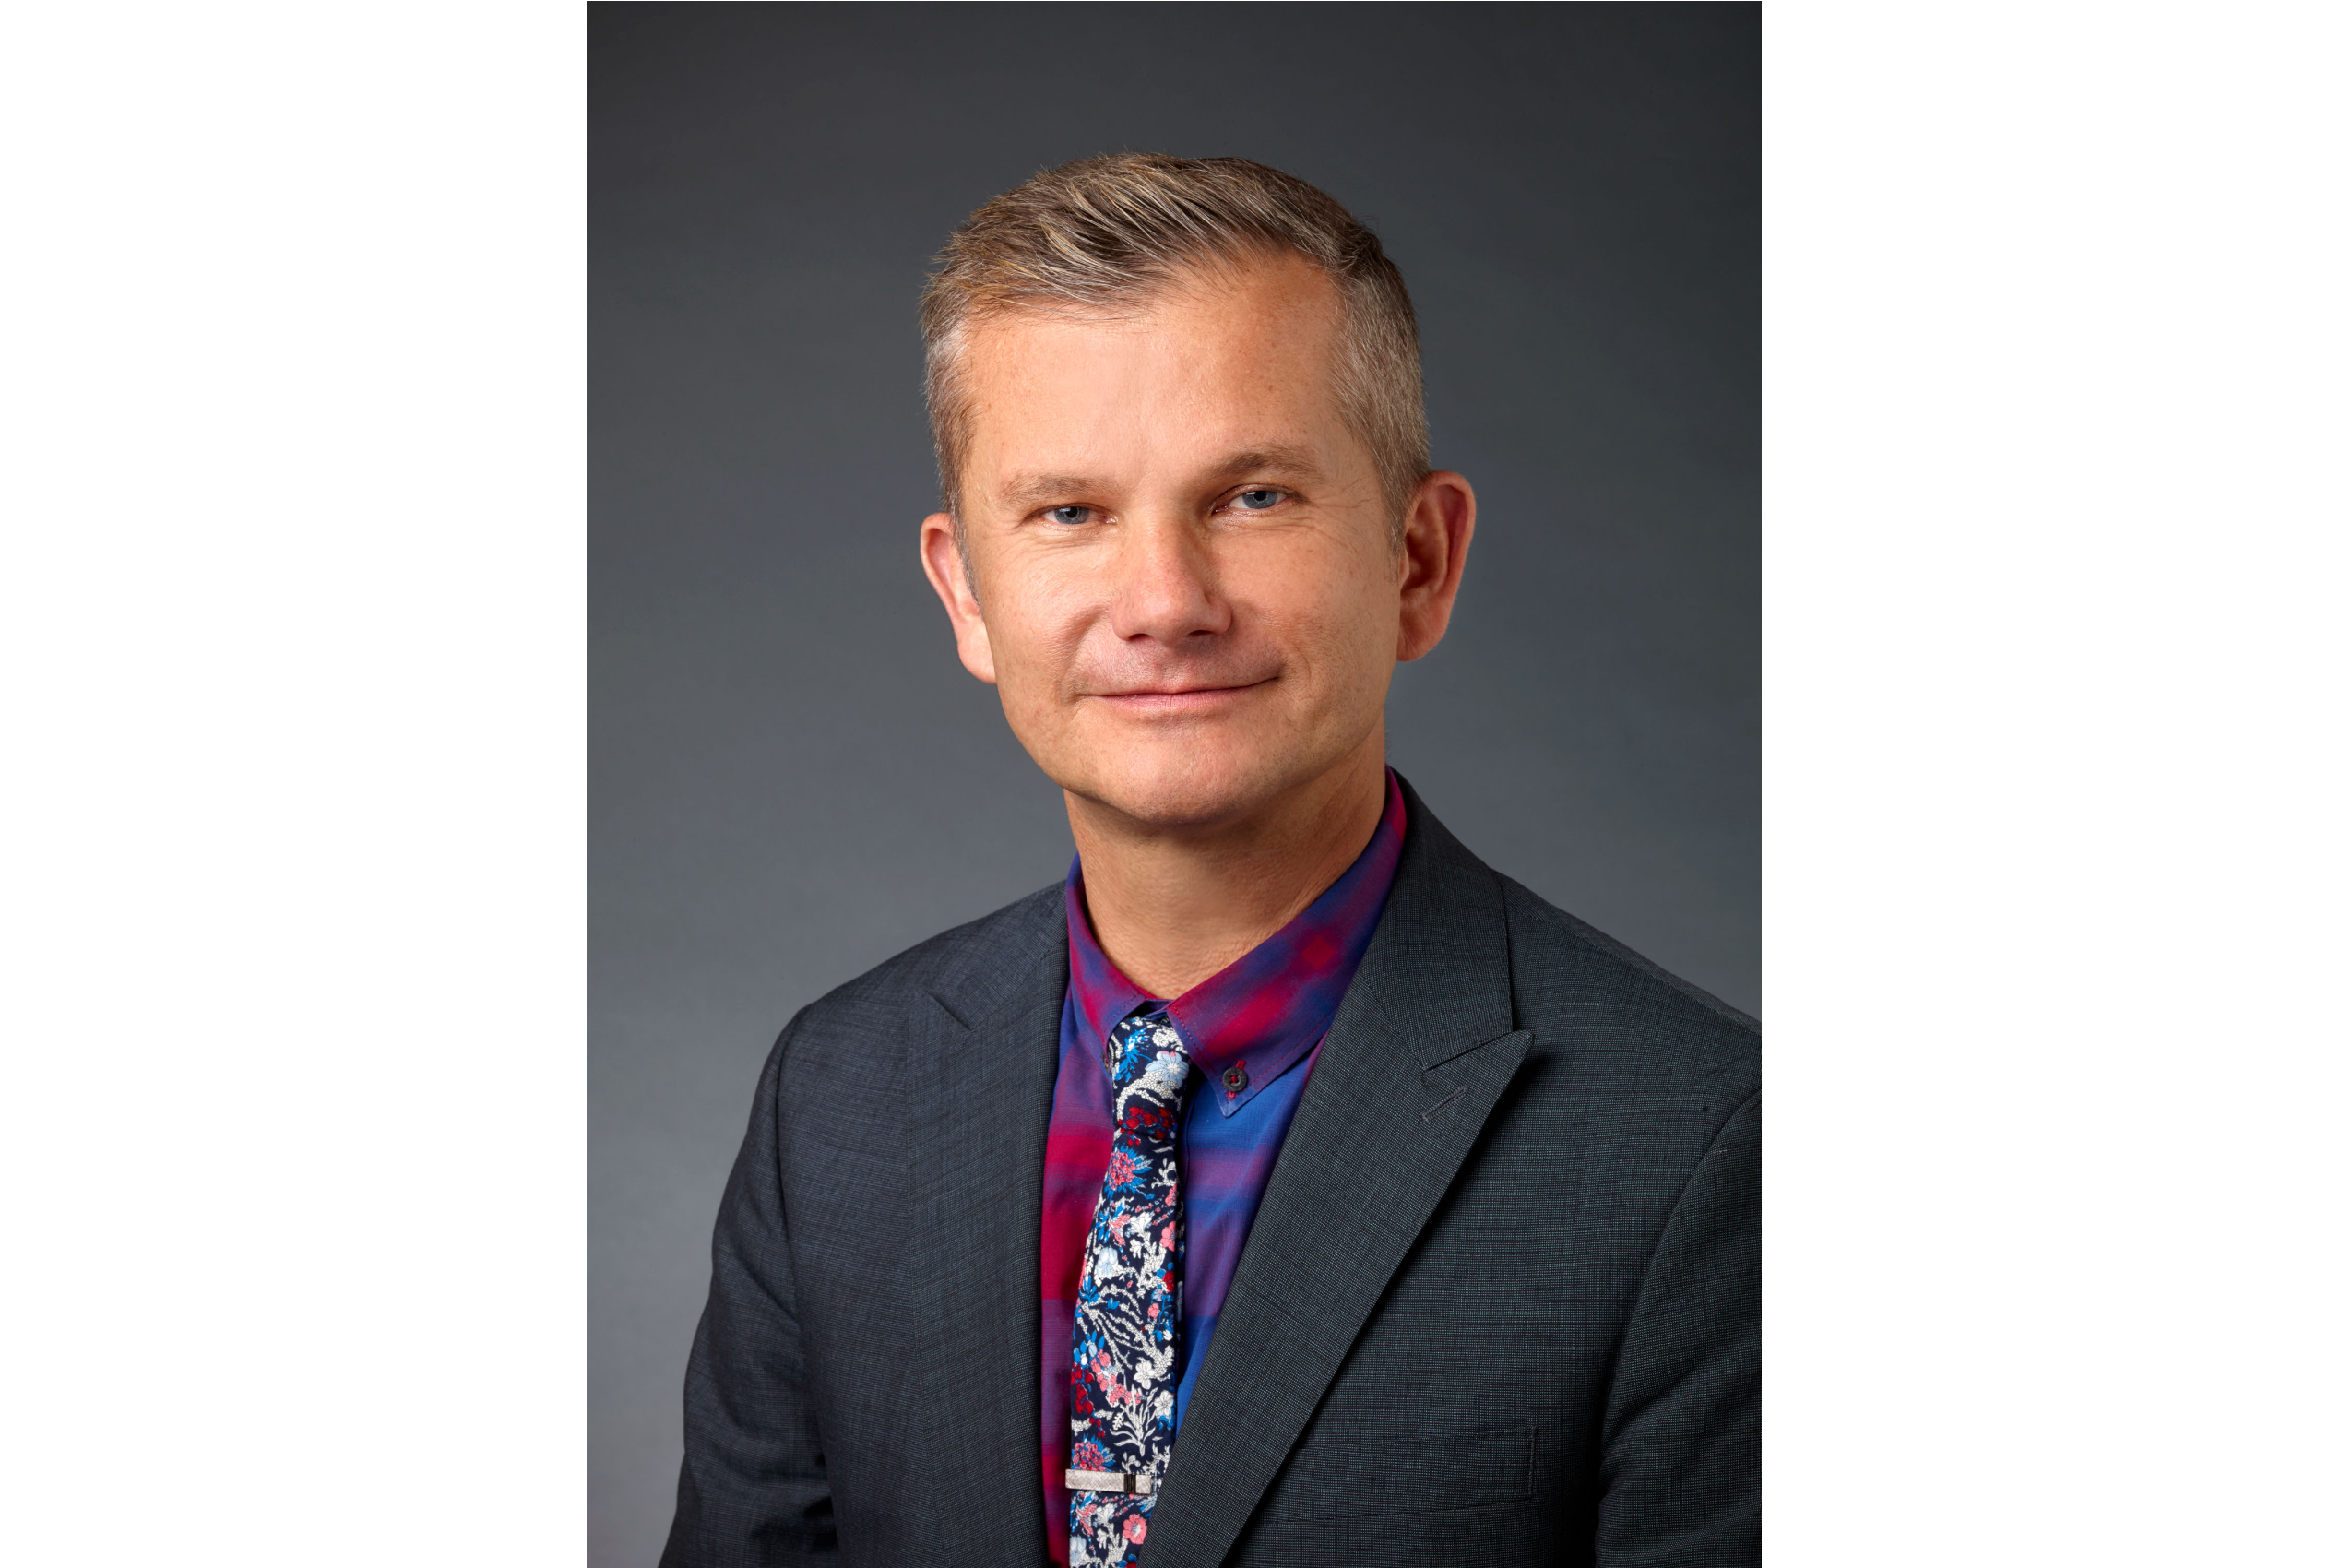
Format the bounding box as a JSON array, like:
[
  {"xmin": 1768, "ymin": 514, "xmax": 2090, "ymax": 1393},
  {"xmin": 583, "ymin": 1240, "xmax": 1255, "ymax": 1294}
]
[{"xmin": 920, "ymin": 153, "xmax": 1427, "ymax": 549}]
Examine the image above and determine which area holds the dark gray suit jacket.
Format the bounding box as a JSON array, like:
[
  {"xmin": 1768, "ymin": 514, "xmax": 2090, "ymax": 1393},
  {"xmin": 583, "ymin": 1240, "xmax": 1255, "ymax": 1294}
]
[{"xmin": 661, "ymin": 780, "xmax": 1759, "ymax": 1567}]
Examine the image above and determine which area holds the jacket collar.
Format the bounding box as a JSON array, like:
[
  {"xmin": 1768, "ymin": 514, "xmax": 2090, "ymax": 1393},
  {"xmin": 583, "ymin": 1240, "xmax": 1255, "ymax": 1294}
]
[
  {"xmin": 1140, "ymin": 775, "xmax": 1534, "ymax": 1566},
  {"xmin": 913, "ymin": 896, "xmax": 1066, "ymax": 1565},
  {"xmin": 911, "ymin": 777, "xmax": 1528, "ymax": 1567}
]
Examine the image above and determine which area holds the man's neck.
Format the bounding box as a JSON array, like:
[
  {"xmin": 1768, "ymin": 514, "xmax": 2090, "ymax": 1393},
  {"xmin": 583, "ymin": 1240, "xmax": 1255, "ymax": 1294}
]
[{"xmin": 1066, "ymin": 731, "xmax": 1390, "ymax": 1000}]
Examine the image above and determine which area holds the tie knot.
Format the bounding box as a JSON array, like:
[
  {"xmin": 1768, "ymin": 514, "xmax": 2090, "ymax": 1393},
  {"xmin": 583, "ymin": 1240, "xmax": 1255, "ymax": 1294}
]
[{"xmin": 1106, "ymin": 1010, "xmax": 1191, "ymax": 1115}]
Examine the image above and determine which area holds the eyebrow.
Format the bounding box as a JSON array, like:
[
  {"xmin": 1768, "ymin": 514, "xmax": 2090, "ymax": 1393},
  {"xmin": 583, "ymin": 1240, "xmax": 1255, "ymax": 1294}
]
[
  {"xmin": 997, "ymin": 473, "xmax": 1100, "ymax": 510},
  {"xmin": 1209, "ymin": 445, "xmax": 1324, "ymax": 483},
  {"xmin": 994, "ymin": 445, "xmax": 1327, "ymax": 511}
]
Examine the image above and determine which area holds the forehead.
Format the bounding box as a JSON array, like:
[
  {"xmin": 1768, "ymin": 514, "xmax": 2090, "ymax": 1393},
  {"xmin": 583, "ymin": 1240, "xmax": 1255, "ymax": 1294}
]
[{"xmin": 956, "ymin": 255, "xmax": 1359, "ymax": 500}]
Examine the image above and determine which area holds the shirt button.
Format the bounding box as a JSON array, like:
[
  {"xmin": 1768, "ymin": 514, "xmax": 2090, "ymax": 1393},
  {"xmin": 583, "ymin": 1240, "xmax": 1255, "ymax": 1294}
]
[{"xmin": 1223, "ymin": 1064, "xmax": 1248, "ymax": 1094}]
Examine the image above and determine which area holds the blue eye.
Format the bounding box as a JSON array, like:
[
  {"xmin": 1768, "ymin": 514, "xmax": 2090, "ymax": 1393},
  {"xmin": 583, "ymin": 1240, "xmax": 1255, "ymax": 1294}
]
[
  {"xmin": 1233, "ymin": 489, "xmax": 1282, "ymax": 511},
  {"xmin": 1047, "ymin": 505, "xmax": 1090, "ymax": 526}
]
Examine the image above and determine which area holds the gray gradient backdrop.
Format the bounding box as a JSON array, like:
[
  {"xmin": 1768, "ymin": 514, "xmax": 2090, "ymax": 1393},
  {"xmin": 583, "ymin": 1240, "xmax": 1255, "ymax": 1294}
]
[{"xmin": 589, "ymin": 5, "xmax": 1756, "ymax": 1562}]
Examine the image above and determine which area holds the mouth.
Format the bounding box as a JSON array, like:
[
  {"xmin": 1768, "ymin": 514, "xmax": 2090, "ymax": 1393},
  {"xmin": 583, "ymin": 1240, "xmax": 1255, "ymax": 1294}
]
[{"xmin": 1087, "ymin": 677, "xmax": 1274, "ymax": 715}]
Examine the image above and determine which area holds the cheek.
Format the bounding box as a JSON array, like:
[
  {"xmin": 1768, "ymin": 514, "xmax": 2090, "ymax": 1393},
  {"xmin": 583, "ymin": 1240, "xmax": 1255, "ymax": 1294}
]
[
  {"xmin": 1266, "ymin": 550, "xmax": 1397, "ymax": 695},
  {"xmin": 978, "ymin": 567, "xmax": 1090, "ymax": 702}
]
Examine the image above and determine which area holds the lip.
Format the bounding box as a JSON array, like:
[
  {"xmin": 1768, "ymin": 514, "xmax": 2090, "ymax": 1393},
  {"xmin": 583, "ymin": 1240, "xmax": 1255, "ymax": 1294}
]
[{"xmin": 1088, "ymin": 679, "xmax": 1271, "ymax": 714}]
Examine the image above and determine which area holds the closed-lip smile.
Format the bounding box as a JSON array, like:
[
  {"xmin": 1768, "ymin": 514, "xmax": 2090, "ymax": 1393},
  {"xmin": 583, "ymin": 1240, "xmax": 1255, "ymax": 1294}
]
[{"xmin": 1090, "ymin": 678, "xmax": 1273, "ymax": 711}]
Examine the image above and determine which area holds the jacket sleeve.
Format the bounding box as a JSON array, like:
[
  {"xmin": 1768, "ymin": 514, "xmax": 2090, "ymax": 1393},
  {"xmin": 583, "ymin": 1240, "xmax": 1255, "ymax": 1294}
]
[
  {"xmin": 659, "ymin": 1016, "xmax": 838, "ymax": 1564},
  {"xmin": 1594, "ymin": 1090, "xmax": 1761, "ymax": 1568}
]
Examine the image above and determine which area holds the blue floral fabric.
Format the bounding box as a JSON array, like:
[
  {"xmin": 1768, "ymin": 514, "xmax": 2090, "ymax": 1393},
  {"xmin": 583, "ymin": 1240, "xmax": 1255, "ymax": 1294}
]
[{"xmin": 1067, "ymin": 1009, "xmax": 1190, "ymax": 1566}]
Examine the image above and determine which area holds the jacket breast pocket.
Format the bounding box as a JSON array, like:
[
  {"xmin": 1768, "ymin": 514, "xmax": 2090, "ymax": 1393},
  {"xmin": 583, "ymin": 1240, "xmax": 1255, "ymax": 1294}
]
[{"xmin": 1265, "ymin": 1423, "xmax": 1536, "ymax": 1520}]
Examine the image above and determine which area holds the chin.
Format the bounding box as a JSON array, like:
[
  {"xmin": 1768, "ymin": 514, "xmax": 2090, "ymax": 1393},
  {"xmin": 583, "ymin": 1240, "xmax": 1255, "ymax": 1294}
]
[{"xmin": 1063, "ymin": 745, "xmax": 1298, "ymax": 831}]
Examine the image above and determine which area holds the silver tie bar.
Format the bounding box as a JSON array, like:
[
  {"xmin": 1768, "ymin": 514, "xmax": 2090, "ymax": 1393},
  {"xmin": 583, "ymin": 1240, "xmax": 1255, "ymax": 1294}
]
[{"xmin": 1065, "ymin": 1468, "xmax": 1154, "ymax": 1496}]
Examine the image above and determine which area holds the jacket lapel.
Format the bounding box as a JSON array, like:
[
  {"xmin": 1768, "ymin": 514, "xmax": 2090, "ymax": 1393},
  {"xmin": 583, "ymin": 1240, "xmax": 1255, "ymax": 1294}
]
[
  {"xmin": 912, "ymin": 903, "xmax": 1067, "ymax": 1564},
  {"xmin": 1143, "ymin": 788, "xmax": 1532, "ymax": 1568}
]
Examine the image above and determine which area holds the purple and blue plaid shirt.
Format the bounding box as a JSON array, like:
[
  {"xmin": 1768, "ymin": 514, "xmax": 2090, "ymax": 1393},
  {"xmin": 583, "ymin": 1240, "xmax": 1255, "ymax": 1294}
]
[{"xmin": 1037, "ymin": 770, "xmax": 1407, "ymax": 1561}]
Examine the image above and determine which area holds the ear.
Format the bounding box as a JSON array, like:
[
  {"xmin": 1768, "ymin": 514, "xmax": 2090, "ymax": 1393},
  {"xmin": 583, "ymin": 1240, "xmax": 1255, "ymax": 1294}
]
[
  {"xmin": 1396, "ymin": 471, "xmax": 1477, "ymax": 662},
  {"xmin": 919, "ymin": 511, "xmax": 997, "ymax": 684}
]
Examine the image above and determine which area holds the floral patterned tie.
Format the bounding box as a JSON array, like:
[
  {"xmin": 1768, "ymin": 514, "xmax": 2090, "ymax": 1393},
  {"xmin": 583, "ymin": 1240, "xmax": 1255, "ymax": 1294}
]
[{"xmin": 1067, "ymin": 1008, "xmax": 1191, "ymax": 1566}]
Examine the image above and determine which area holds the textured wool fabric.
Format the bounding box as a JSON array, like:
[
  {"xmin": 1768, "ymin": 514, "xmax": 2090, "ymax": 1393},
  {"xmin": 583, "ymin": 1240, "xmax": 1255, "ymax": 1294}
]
[
  {"xmin": 659, "ymin": 778, "xmax": 1759, "ymax": 1567},
  {"xmin": 1039, "ymin": 774, "xmax": 1407, "ymax": 1558}
]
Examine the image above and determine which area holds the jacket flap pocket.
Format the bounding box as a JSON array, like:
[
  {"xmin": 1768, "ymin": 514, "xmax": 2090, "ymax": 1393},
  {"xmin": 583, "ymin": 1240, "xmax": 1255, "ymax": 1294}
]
[{"xmin": 1267, "ymin": 1424, "xmax": 1535, "ymax": 1520}]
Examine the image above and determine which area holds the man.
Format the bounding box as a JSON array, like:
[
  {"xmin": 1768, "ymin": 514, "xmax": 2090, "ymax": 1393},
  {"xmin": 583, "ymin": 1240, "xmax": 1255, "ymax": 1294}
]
[{"xmin": 660, "ymin": 154, "xmax": 1757, "ymax": 1568}]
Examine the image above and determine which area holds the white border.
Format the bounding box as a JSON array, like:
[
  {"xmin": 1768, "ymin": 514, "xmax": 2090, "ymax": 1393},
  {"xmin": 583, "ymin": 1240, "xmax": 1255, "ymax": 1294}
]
[
  {"xmin": 0, "ymin": 4, "xmax": 585, "ymax": 1562},
  {"xmin": 1767, "ymin": 3, "xmax": 2347, "ymax": 1562},
  {"xmin": 5, "ymin": 1, "xmax": 2347, "ymax": 1561}
]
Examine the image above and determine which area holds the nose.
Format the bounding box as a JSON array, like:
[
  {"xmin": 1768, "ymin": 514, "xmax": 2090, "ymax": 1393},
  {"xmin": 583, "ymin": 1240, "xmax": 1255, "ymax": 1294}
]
[{"xmin": 1105, "ymin": 514, "xmax": 1230, "ymax": 645}]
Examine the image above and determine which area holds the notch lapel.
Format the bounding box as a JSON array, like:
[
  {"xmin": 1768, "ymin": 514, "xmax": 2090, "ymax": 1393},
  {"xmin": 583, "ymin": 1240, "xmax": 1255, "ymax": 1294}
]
[
  {"xmin": 1141, "ymin": 790, "xmax": 1531, "ymax": 1568},
  {"xmin": 909, "ymin": 909, "xmax": 1067, "ymax": 1565}
]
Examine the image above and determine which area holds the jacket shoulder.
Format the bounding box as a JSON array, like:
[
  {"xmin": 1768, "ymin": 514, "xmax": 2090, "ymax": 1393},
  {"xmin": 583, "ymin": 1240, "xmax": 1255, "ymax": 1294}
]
[
  {"xmin": 754, "ymin": 883, "xmax": 1064, "ymax": 1146},
  {"xmin": 789, "ymin": 881, "xmax": 1065, "ymax": 1045},
  {"xmin": 1495, "ymin": 872, "xmax": 1758, "ymax": 1099}
]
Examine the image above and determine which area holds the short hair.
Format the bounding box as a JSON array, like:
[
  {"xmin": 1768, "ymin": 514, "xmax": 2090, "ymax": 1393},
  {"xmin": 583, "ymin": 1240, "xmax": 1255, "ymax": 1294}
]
[{"xmin": 921, "ymin": 153, "xmax": 1428, "ymax": 547}]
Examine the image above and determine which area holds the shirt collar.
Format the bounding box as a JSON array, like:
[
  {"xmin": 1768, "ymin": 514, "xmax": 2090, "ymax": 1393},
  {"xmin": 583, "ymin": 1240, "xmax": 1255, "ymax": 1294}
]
[{"xmin": 1063, "ymin": 770, "xmax": 1408, "ymax": 1117}]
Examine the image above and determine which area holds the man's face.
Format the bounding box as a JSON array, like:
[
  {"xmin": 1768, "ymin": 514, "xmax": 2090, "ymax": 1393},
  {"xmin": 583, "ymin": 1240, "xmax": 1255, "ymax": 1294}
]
[{"xmin": 921, "ymin": 255, "xmax": 1446, "ymax": 831}]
